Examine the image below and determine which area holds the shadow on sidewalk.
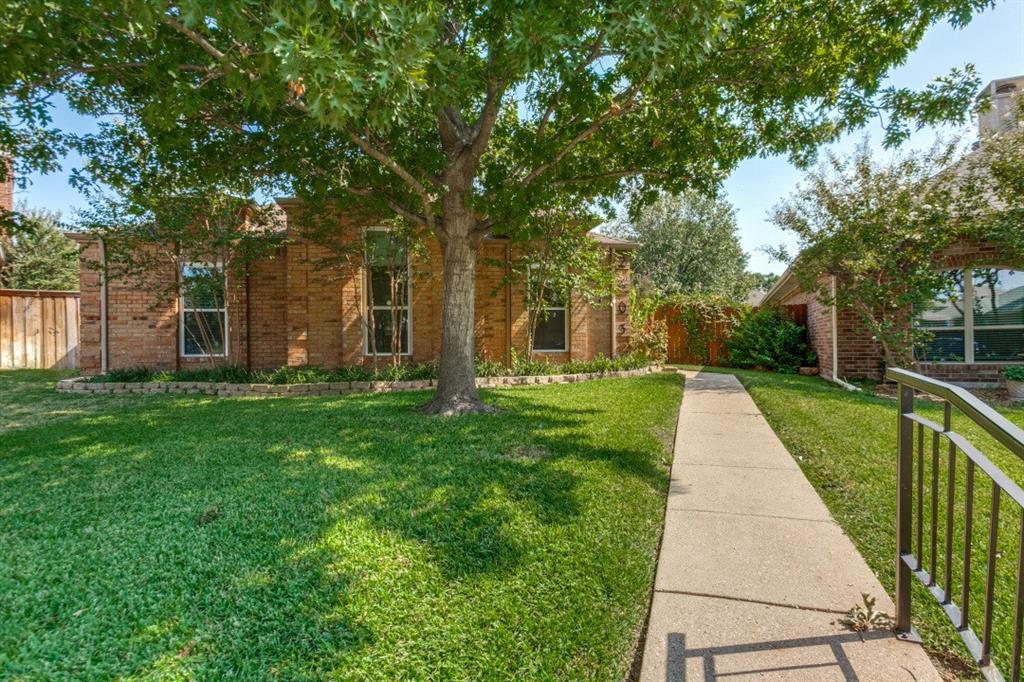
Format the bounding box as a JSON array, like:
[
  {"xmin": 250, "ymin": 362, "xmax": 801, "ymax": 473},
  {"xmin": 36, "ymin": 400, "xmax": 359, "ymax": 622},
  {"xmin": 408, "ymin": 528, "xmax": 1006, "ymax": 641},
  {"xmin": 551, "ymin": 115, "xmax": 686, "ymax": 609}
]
[{"xmin": 664, "ymin": 629, "xmax": 895, "ymax": 682}]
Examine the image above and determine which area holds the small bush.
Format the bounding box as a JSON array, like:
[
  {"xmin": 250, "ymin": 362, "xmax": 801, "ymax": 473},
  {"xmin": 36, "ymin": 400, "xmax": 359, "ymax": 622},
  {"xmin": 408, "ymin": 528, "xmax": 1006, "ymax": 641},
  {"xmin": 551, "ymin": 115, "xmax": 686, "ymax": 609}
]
[
  {"xmin": 725, "ymin": 307, "xmax": 815, "ymax": 373},
  {"xmin": 1004, "ymin": 366, "xmax": 1024, "ymax": 382},
  {"xmin": 475, "ymin": 356, "xmax": 508, "ymax": 378},
  {"xmin": 98, "ymin": 367, "xmax": 164, "ymax": 383}
]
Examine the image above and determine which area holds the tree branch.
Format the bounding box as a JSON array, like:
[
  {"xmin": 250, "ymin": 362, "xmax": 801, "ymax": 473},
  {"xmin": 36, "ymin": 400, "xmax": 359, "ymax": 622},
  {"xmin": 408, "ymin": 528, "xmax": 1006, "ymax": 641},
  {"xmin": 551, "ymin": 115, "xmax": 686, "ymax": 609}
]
[
  {"xmin": 162, "ymin": 16, "xmax": 256, "ymax": 81},
  {"xmin": 463, "ymin": 78, "xmax": 504, "ymax": 166},
  {"xmin": 163, "ymin": 16, "xmax": 228, "ymax": 61},
  {"xmin": 550, "ymin": 169, "xmax": 668, "ymax": 186},
  {"xmin": 346, "ymin": 187, "xmax": 428, "ymax": 228},
  {"xmin": 520, "ymin": 85, "xmax": 640, "ymax": 187},
  {"xmin": 536, "ymin": 32, "xmax": 607, "ymax": 139},
  {"xmin": 346, "ymin": 130, "xmax": 437, "ymax": 232}
]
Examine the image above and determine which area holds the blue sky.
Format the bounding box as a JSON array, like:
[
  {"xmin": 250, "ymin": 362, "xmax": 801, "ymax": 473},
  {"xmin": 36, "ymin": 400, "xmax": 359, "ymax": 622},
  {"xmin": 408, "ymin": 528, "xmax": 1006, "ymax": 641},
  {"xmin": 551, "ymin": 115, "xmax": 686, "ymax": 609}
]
[{"xmin": 16, "ymin": 1, "xmax": 1024, "ymax": 274}]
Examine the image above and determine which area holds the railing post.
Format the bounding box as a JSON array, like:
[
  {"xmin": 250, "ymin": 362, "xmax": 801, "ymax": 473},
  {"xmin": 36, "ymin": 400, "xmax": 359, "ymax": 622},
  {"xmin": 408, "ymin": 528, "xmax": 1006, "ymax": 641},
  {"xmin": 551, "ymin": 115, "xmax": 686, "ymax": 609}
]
[{"xmin": 896, "ymin": 381, "xmax": 915, "ymax": 636}]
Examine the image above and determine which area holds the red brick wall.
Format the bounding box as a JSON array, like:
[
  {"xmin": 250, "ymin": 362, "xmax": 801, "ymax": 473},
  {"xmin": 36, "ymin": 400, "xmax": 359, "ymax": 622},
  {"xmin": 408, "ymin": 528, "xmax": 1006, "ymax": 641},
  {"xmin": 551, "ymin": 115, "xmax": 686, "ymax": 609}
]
[
  {"xmin": 75, "ymin": 213, "xmax": 632, "ymax": 373},
  {"xmin": 0, "ymin": 162, "xmax": 12, "ymax": 213}
]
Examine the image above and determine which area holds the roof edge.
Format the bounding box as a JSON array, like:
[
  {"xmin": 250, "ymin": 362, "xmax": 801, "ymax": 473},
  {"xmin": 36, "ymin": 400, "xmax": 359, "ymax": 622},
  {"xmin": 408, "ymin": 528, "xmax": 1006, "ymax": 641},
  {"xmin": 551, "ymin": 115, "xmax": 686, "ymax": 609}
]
[{"xmin": 760, "ymin": 264, "xmax": 798, "ymax": 305}]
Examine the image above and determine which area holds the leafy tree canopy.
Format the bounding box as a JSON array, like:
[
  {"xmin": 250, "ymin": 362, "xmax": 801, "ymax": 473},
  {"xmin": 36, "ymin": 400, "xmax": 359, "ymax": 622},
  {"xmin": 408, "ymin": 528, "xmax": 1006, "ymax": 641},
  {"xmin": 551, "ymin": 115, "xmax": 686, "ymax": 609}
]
[
  {"xmin": 0, "ymin": 206, "xmax": 79, "ymax": 290},
  {"xmin": 745, "ymin": 271, "xmax": 779, "ymax": 294},
  {"xmin": 0, "ymin": 0, "xmax": 992, "ymax": 411},
  {"xmin": 612, "ymin": 190, "xmax": 750, "ymax": 300}
]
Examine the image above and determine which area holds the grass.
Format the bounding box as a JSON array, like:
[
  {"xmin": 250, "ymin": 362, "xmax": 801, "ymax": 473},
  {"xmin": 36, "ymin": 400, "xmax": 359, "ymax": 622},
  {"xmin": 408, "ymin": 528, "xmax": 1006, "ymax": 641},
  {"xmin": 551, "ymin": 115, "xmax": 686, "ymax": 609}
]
[
  {"xmin": 0, "ymin": 370, "xmax": 682, "ymax": 681},
  {"xmin": 0, "ymin": 369, "xmax": 137, "ymax": 433},
  {"xmin": 681, "ymin": 365, "xmax": 1024, "ymax": 679}
]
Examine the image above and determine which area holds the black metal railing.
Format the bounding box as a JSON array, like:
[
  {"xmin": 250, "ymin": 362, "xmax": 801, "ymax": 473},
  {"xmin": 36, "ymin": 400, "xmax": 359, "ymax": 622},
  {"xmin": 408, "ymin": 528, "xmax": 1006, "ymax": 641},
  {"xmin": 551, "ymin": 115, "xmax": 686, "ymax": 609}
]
[{"xmin": 889, "ymin": 367, "xmax": 1024, "ymax": 682}]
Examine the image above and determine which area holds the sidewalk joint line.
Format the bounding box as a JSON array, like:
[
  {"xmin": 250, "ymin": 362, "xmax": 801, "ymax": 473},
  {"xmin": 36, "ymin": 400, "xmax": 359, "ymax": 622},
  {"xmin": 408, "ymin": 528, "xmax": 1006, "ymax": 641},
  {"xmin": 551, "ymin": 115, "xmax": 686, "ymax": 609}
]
[
  {"xmin": 664, "ymin": 506, "xmax": 836, "ymax": 524},
  {"xmin": 675, "ymin": 462, "xmax": 796, "ymax": 471},
  {"xmin": 652, "ymin": 589, "xmax": 848, "ymax": 616}
]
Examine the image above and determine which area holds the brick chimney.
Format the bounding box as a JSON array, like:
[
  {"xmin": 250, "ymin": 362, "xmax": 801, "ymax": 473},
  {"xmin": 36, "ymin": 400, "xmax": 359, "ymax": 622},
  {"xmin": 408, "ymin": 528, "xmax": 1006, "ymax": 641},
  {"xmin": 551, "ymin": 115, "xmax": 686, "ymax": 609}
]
[{"xmin": 977, "ymin": 75, "xmax": 1024, "ymax": 138}]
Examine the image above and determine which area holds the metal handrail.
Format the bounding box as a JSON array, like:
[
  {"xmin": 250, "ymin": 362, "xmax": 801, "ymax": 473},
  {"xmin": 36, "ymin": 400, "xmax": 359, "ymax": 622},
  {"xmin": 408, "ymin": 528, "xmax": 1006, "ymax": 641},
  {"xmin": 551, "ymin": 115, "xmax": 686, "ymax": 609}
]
[
  {"xmin": 887, "ymin": 367, "xmax": 1024, "ymax": 682},
  {"xmin": 888, "ymin": 368, "xmax": 1024, "ymax": 458}
]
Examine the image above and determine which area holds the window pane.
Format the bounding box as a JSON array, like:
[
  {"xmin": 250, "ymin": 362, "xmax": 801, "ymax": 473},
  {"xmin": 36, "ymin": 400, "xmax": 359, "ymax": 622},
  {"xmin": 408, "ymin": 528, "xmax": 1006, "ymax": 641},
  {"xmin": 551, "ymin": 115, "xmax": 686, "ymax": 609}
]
[
  {"xmin": 369, "ymin": 267, "xmax": 407, "ymax": 307},
  {"xmin": 915, "ymin": 330, "xmax": 965, "ymax": 362},
  {"xmin": 974, "ymin": 328, "xmax": 1024, "ymax": 362},
  {"xmin": 527, "ymin": 275, "xmax": 567, "ymax": 308},
  {"xmin": 369, "ymin": 311, "xmax": 409, "ymax": 354},
  {"xmin": 916, "ymin": 270, "xmax": 965, "ymax": 328},
  {"xmin": 183, "ymin": 310, "xmax": 225, "ymax": 356},
  {"xmin": 972, "ymin": 268, "xmax": 1024, "ymax": 327},
  {"xmin": 182, "ymin": 264, "xmax": 223, "ymax": 309},
  {"xmin": 365, "ymin": 230, "xmax": 407, "ymax": 267},
  {"xmin": 535, "ymin": 309, "xmax": 567, "ymax": 351}
]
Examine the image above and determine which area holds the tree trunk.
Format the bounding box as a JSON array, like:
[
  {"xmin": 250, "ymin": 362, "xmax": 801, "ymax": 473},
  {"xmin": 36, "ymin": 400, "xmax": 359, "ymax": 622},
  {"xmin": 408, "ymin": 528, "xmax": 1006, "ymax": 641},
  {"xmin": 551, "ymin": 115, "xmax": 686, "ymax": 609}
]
[{"xmin": 422, "ymin": 196, "xmax": 496, "ymax": 415}]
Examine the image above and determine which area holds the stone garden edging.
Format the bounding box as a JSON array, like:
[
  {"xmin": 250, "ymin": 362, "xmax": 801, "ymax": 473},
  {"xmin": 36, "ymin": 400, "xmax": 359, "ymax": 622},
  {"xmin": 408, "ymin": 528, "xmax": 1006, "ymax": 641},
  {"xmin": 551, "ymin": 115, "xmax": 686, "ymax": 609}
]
[{"xmin": 56, "ymin": 365, "xmax": 661, "ymax": 397}]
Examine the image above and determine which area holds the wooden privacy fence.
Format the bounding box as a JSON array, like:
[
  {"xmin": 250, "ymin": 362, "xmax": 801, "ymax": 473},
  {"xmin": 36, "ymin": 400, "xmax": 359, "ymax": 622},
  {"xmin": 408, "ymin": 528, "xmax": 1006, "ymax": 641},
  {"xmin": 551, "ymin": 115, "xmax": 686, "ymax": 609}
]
[
  {"xmin": 656, "ymin": 303, "xmax": 808, "ymax": 366},
  {"xmin": 0, "ymin": 289, "xmax": 80, "ymax": 370}
]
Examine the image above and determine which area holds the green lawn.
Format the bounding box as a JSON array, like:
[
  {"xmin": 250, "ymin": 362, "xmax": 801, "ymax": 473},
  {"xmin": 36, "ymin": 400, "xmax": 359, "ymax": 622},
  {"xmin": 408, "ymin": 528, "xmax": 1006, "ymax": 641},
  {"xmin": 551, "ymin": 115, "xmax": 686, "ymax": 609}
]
[
  {"xmin": 0, "ymin": 370, "xmax": 682, "ymax": 681},
  {"xmin": 685, "ymin": 366, "xmax": 1024, "ymax": 679}
]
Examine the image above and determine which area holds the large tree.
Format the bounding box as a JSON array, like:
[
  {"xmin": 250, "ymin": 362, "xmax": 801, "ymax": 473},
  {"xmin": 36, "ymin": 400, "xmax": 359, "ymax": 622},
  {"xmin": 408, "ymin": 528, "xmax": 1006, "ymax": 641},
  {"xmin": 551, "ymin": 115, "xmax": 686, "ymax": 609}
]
[
  {"xmin": 0, "ymin": 0, "xmax": 989, "ymax": 413},
  {"xmin": 612, "ymin": 190, "xmax": 750, "ymax": 299}
]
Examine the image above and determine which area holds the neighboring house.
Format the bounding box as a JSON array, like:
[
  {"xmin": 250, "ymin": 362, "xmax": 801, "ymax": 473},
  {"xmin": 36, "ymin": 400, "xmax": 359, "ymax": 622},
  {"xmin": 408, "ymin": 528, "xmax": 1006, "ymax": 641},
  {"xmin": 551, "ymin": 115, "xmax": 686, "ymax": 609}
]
[
  {"xmin": 69, "ymin": 200, "xmax": 636, "ymax": 374},
  {"xmin": 743, "ymin": 288, "xmax": 767, "ymax": 306},
  {"xmin": 762, "ymin": 76, "xmax": 1024, "ymax": 386}
]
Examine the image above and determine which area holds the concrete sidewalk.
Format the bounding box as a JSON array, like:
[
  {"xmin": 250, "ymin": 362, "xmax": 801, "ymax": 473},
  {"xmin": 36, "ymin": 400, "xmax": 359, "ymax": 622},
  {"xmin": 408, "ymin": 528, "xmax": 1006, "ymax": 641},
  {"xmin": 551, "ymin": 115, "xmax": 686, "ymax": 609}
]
[{"xmin": 639, "ymin": 370, "xmax": 940, "ymax": 681}]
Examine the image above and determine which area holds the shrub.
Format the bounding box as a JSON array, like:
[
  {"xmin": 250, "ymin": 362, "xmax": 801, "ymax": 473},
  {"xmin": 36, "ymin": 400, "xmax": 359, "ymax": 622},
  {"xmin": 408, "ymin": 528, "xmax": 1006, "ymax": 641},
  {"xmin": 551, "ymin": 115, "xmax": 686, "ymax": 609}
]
[
  {"xmin": 1004, "ymin": 366, "xmax": 1024, "ymax": 382},
  {"xmin": 475, "ymin": 356, "xmax": 508, "ymax": 378},
  {"xmin": 98, "ymin": 367, "xmax": 163, "ymax": 383},
  {"xmin": 90, "ymin": 354, "xmax": 653, "ymax": 385},
  {"xmin": 725, "ymin": 307, "xmax": 815, "ymax": 373},
  {"xmin": 627, "ymin": 290, "xmax": 668, "ymax": 362}
]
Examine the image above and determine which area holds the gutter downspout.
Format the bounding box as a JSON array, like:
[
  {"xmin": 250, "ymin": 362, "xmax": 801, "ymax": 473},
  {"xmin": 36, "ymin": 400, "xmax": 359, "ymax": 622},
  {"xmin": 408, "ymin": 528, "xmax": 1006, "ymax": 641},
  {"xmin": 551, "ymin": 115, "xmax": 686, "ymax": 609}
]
[
  {"xmin": 505, "ymin": 241, "xmax": 512, "ymax": 367},
  {"xmin": 829, "ymin": 275, "xmax": 860, "ymax": 392},
  {"xmin": 98, "ymin": 236, "xmax": 108, "ymax": 374},
  {"xmin": 245, "ymin": 272, "xmax": 252, "ymax": 370},
  {"xmin": 610, "ymin": 251, "xmax": 617, "ymax": 358}
]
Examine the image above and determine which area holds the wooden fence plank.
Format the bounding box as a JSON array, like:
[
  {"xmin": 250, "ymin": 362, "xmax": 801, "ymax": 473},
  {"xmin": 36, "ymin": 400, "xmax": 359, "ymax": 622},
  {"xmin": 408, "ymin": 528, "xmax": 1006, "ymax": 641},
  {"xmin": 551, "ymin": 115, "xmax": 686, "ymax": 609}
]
[
  {"xmin": 657, "ymin": 303, "xmax": 809, "ymax": 366},
  {"xmin": 64, "ymin": 297, "xmax": 79, "ymax": 369},
  {"xmin": 13, "ymin": 297, "xmax": 28, "ymax": 369},
  {"xmin": 0, "ymin": 295, "xmax": 10, "ymax": 369},
  {"xmin": 42, "ymin": 296, "xmax": 54, "ymax": 368},
  {"xmin": 0, "ymin": 291, "xmax": 81, "ymax": 369}
]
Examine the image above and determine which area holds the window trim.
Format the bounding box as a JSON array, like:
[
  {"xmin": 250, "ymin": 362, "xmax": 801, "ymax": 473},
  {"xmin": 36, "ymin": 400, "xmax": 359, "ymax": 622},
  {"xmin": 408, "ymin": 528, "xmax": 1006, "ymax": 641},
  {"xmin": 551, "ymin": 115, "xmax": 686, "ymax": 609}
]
[
  {"xmin": 362, "ymin": 226, "xmax": 413, "ymax": 357},
  {"xmin": 533, "ymin": 302, "xmax": 569, "ymax": 353},
  {"xmin": 916, "ymin": 265, "xmax": 1023, "ymax": 364},
  {"xmin": 179, "ymin": 261, "xmax": 228, "ymax": 359}
]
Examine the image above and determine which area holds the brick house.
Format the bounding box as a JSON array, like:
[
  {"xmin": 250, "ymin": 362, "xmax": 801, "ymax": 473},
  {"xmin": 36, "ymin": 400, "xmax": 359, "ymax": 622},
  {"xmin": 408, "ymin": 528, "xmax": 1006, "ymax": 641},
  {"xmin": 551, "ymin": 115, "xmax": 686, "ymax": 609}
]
[
  {"xmin": 761, "ymin": 76, "xmax": 1024, "ymax": 386},
  {"xmin": 69, "ymin": 199, "xmax": 636, "ymax": 375},
  {"xmin": 761, "ymin": 243, "xmax": 1023, "ymax": 385}
]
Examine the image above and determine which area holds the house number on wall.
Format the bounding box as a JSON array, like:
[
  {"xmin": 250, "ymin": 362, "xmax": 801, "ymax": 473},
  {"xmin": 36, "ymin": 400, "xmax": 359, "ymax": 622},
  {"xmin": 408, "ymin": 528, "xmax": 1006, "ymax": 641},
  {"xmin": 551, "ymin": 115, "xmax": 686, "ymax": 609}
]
[
  {"xmin": 617, "ymin": 302, "xmax": 627, "ymax": 314},
  {"xmin": 618, "ymin": 324, "xmax": 627, "ymax": 335}
]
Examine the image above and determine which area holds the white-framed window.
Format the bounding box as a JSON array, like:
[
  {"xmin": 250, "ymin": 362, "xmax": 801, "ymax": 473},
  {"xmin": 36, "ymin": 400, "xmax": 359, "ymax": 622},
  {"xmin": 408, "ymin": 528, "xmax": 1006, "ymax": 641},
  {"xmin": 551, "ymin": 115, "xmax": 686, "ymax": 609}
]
[
  {"xmin": 915, "ymin": 267, "xmax": 1024, "ymax": 363},
  {"xmin": 534, "ymin": 292, "xmax": 568, "ymax": 352},
  {"xmin": 180, "ymin": 263, "xmax": 228, "ymax": 358},
  {"xmin": 364, "ymin": 228, "xmax": 412, "ymax": 355}
]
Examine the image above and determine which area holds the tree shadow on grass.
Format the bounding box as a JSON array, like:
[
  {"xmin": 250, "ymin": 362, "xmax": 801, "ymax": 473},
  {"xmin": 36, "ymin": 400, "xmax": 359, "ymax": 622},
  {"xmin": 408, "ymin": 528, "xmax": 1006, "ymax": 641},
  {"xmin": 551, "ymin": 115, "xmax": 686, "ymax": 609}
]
[{"xmin": 0, "ymin": 380, "xmax": 675, "ymax": 679}]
